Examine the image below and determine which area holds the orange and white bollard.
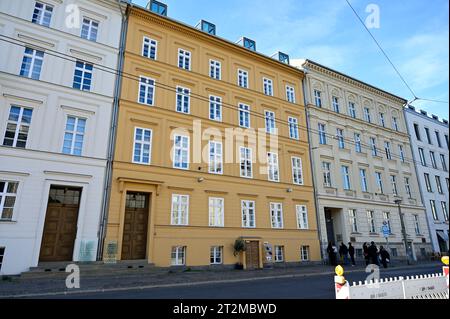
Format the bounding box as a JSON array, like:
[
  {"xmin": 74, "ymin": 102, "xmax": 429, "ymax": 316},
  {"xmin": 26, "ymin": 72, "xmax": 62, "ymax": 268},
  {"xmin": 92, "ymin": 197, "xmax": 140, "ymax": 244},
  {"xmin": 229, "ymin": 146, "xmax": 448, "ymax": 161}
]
[
  {"xmin": 442, "ymin": 256, "xmax": 449, "ymax": 294},
  {"xmin": 335, "ymin": 265, "xmax": 350, "ymax": 299}
]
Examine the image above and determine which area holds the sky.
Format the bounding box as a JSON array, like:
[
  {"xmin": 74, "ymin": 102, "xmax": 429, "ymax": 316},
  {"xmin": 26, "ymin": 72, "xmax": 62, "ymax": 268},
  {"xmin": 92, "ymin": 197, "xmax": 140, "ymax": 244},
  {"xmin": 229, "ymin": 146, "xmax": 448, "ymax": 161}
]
[{"xmin": 133, "ymin": 0, "xmax": 449, "ymax": 120}]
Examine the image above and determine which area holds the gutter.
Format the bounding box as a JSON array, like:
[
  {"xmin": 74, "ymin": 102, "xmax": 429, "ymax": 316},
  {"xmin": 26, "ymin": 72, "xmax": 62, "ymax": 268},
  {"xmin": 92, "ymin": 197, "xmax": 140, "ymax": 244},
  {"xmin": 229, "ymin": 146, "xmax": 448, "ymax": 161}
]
[{"xmin": 96, "ymin": 0, "xmax": 130, "ymax": 260}]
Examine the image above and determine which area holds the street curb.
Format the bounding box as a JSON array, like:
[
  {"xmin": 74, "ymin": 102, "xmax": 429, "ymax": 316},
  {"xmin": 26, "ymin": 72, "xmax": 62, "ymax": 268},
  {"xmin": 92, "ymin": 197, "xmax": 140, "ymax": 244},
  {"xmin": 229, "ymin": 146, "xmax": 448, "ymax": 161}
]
[{"xmin": 0, "ymin": 262, "xmax": 441, "ymax": 298}]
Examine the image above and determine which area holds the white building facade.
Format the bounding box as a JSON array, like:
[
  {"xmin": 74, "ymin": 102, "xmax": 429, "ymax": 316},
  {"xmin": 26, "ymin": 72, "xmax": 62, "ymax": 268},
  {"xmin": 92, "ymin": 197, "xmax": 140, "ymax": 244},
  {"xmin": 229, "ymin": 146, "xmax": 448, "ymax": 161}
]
[
  {"xmin": 0, "ymin": 0, "xmax": 124, "ymax": 275},
  {"xmin": 298, "ymin": 60, "xmax": 432, "ymax": 262},
  {"xmin": 404, "ymin": 106, "xmax": 449, "ymax": 254}
]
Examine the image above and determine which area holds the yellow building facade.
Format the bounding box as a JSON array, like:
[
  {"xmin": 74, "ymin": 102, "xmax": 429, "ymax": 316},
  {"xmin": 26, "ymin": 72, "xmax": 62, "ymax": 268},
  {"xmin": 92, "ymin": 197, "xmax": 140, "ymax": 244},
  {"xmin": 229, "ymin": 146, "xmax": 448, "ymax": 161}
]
[{"xmin": 104, "ymin": 5, "xmax": 320, "ymax": 269}]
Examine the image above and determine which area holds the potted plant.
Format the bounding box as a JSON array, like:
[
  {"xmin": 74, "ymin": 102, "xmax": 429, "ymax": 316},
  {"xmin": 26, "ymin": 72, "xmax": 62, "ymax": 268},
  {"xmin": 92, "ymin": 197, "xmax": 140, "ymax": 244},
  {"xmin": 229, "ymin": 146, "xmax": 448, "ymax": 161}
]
[{"xmin": 233, "ymin": 238, "xmax": 246, "ymax": 269}]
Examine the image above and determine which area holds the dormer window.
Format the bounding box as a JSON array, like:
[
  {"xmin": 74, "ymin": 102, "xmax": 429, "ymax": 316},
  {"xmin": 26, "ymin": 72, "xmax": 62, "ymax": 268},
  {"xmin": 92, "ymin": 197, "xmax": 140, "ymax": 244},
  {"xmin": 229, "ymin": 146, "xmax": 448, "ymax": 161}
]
[
  {"xmin": 238, "ymin": 37, "xmax": 256, "ymax": 51},
  {"xmin": 149, "ymin": 0, "xmax": 167, "ymax": 16},
  {"xmin": 196, "ymin": 20, "xmax": 216, "ymax": 35},
  {"xmin": 272, "ymin": 52, "xmax": 290, "ymax": 64}
]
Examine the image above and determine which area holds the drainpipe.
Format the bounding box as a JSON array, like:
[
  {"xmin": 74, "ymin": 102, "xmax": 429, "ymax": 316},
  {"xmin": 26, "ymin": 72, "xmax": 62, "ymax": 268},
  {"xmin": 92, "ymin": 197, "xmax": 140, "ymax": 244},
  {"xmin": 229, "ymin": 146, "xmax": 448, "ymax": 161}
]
[
  {"xmin": 301, "ymin": 66, "xmax": 325, "ymax": 263},
  {"xmin": 96, "ymin": 0, "xmax": 130, "ymax": 261}
]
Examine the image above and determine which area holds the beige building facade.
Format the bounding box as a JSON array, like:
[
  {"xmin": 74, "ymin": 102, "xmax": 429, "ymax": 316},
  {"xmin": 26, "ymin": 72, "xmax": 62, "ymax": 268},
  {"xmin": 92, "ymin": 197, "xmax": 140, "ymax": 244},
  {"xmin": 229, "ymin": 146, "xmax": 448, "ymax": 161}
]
[{"xmin": 298, "ymin": 60, "xmax": 432, "ymax": 261}]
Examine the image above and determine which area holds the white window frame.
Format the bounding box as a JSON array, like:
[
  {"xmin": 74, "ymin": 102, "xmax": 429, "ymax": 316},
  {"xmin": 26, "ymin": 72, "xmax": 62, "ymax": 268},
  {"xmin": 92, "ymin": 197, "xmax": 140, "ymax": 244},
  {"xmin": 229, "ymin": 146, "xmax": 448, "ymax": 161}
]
[
  {"xmin": 288, "ymin": 117, "xmax": 299, "ymax": 140},
  {"xmin": 3, "ymin": 106, "xmax": 33, "ymax": 148},
  {"xmin": 392, "ymin": 117, "xmax": 399, "ymax": 131},
  {"xmin": 314, "ymin": 89, "xmax": 322, "ymax": 107},
  {"xmin": 138, "ymin": 76, "xmax": 155, "ymax": 106},
  {"xmin": 171, "ymin": 246, "xmax": 186, "ymax": 266},
  {"xmin": 376, "ymin": 172, "xmax": 384, "ymax": 194},
  {"xmin": 360, "ymin": 169, "xmax": 368, "ymax": 192},
  {"xmin": 173, "ymin": 135, "xmax": 190, "ymax": 170},
  {"xmin": 383, "ymin": 212, "xmax": 392, "ymax": 234},
  {"xmin": 73, "ymin": 61, "xmax": 93, "ymax": 91},
  {"xmin": 348, "ymin": 102, "xmax": 356, "ymax": 118},
  {"xmin": 418, "ymin": 148, "xmax": 426, "ymax": 166},
  {"xmin": 20, "ymin": 48, "xmax": 44, "ymax": 79},
  {"xmin": 132, "ymin": 127, "xmax": 152, "ymax": 165},
  {"xmin": 178, "ymin": 49, "xmax": 191, "ymax": 70},
  {"xmin": 209, "ymin": 95, "xmax": 222, "ymax": 122},
  {"xmin": 430, "ymin": 200, "xmax": 438, "ymax": 220},
  {"xmin": 291, "ymin": 157, "xmax": 303, "ymax": 185},
  {"xmin": 263, "ymin": 78, "xmax": 274, "ymax": 96},
  {"xmin": 209, "ymin": 197, "xmax": 224, "ymax": 227},
  {"xmin": 62, "ymin": 116, "xmax": 86, "ymax": 156},
  {"xmin": 398, "ymin": 145, "xmax": 405, "ymax": 162},
  {"xmin": 81, "ymin": 17, "xmax": 99, "ymax": 41},
  {"xmin": 379, "ymin": 112, "xmax": 385, "ymax": 127},
  {"xmin": 176, "ymin": 86, "xmax": 190, "ymax": 114},
  {"xmin": 300, "ymin": 246, "xmax": 310, "ymax": 261},
  {"xmin": 238, "ymin": 69, "xmax": 249, "ymax": 88},
  {"xmin": 142, "ymin": 37, "xmax": 158, "ymax": 60},
  {"xmin": 286, "ymin": 85, "xmax": 296, "ymax": 103},
  {"xmin": 349, "ymin": 209, "xmax": 358, "ymax": 233},
  {"xmin": 239, "ymin": 147, "xmax": 253, "ymax": 178},
  {"xmin": 209, "ymin": 59, "xmax": 221, "ymax": 80},
  {"xmin": 32, "ymin": 1, "xmax": 53, "ymax": 27},
  {"xmin": 322, "ymin": 162, "xmax": 332, "ymax": 187},
  {"xmin": 208, "ymin": 141, "xmax": 223, "ymax": 175},
  {"xmin": 390, "ymin": 175, "xmax": 398, "ymax": 196},
  {"xmin": 274, "ymin": 246, "xmax": 284, "ymax": 262},
  {"xmin": 436, "ymin": 176, "xmax": 443, "ymax": 194},
  {"xmin": 354, "ymin": 133, "xmax": 362, "ymax": 153},
  {"xmin": 171, "ymin": 194, "xmax": 189, "ymax": 226},
  {"xmin": 337, "ymin": 128, "xmax": 345, "ymax": 149},
  {"xmin": 430, "ymin": 151, "xmax": 437, "ymax": 169},
  {"xmin": 384, "ymin": 141, "xmax": 392, "ymax": 160},
  {"xmin": 342, "ymin": 166, "xmax": 351, "ymax": 190},
  {"xmin": 370, "ymin": 137, "xmax": 378, "ymax": 156},
  {"xmin": 364, "ymin": 107, "xmax": 371, "ymax": 123},
  {"xmin": 440, "ymin": 154, "xmax": 448, "ymax": 171},
  {"xmin": 367, "ymin": 210, "xmax": 376, "ymax": 233},
  {"xmin": 265, "ymin": 110, "xmax": 276, "ymax": 134},
  {"xmin": 332, "ymin": 96, "xmax": 340, "ymax": 113},
  {"xmin": 404, "ymin": 177, "xmax": 412, "ymax": 198},
  {"xmin": 210, "ymin": 246, "xmax": 223, "ymax": 265},
  {"xmin": 441, "ymin": 202, "xmax": 448, "ymax": 221},
  {"xmin": 270, "ymin": 202, "xmax": 284, "ymax": 229},
  {"xmin": 238, "ymin": 103, "xmax": 251, "ymax": 128},
  {"xmin": 241, "ymin": 200, "xmax": 256, "ymax": 228},
  {"xmin": 267, "ymin": 152, "xmax": 280, "ymax": 182},
  {"xmin": 296, "ymin": 205, "xmax": 309, "ymax": 230},
  {"xmin": 0, "ymin": 181, "xmax": 19, "ymax": 221},
  {"xmin": 414, "ymin": 215, "xmax": 421, "ymax": 235}
]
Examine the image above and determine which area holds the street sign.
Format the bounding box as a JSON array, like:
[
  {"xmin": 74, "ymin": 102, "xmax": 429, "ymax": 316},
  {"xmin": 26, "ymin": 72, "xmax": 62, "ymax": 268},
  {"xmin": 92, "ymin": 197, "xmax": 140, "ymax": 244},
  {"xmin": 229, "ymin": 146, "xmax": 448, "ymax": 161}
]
[{"xmin": 382, "ymin": 224, "xmax": 390, "ymax": 238}]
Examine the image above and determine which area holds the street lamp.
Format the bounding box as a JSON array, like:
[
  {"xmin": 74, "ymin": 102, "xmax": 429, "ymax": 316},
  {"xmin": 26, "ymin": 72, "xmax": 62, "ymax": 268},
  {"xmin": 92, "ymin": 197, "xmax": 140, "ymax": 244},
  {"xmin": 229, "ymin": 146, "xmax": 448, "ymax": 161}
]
[{"xmin": 394, "ymin": 199, "xmax": 412, "ymax": 265}]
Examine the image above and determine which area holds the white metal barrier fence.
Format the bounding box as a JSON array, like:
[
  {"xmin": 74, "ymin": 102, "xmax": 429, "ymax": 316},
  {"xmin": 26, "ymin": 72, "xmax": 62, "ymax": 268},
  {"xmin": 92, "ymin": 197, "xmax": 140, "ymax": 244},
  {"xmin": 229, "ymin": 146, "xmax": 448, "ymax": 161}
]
[{"xmin": 335, "ymin": 258, "xmax": 449, "ymax": 300}]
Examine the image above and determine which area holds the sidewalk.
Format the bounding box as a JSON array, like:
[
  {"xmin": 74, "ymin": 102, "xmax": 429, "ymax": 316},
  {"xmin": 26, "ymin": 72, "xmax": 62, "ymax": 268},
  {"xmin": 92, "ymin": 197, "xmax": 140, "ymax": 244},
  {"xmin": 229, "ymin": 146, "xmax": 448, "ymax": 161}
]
[{"xmin": 0, "ymin": 260, "xmax": 443, "ymax": 298}]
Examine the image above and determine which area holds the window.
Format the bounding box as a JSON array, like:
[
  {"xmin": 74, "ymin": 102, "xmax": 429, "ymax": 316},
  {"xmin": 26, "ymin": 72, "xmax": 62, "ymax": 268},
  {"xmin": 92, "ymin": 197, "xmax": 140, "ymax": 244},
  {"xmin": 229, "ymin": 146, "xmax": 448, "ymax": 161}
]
[
  {"xmin": 0, "ymin": 247, "xmax": 4, "ymax": 270},
  {"xmin": 424, "ymin": 173, "xmax": 433, "ymax": 192},
  {"xmin": 274, "ymin": 246, "xmax": 284, "ymax": 262},
  {"xmin": 348, "ymin": 102, "xmax": 356, "ymax": 118},
  {"xmin": 354, "ymin": 133, "xmax": 362, "ymax": 153},
  {"xmin": 178, "ymin": 49, "xmax": 191, "ymax": 70},
  {"xmin": 318, "ymin": 123, "xmax": 327, "ymax": 145},
  {"xmin": 349, "ymin": 209, "xmax": 358, "ymax": 232},
  {"xmin": 209, "ymin": 60, "xmax": 221, "ymax": 80},
  {"xmin": 430, "ymin": 200, "xmax": 438, "ymax": 220},
  {"xmin": 239, "ymin": 147, "xmax": 253, "ymax": 178},
  {"xmin": 370, "ymin": 137, "xmax": 378, "ymax": 156},
  {"xmin": 367, "ymin": 210, "xmax": 376, "ymax": 233},
  {"xmin": 286, "ymin": 86, "xmax": 296, "ymax": 103},
  {"xmin": 341, "ymin": 166, "xmax": 351, "ymax": 190},
  {"xmin": 300, "ymin": 246, "xmax": 310, "ymax": 261},
  {"xmin": 132, "ymin": 127, "xmax": 152, "ymax": 165},
  {"xmin": 81, "ymin": 18, "xmax": 99, "ymax": 41},
  {"xmin": 418, "ymin": 148, "xmax": 426, "ymax": 166},
  {"xmin": 150, "ymin": 0, "xmax": 168, "ymax": 16},
  {"xmin": 364, "ymin": 107, "xmax": 371, "ymax": 123},
  {"xmin": 447, "ymin": 178, "xmax": 450, "ymax": 192},
  {"xmin": 0, "ymin": 181, "xmax": 19, "ymax": 221},
  {"xmin": 314, "ymin": 90, "xmax": 322, "ymax": 107},
  {"xmin": 209, "ymin": 197, "xmax": 224, "ymax": 227},
  {"xmin": 441, "ymin": 202, "xmax": 449, "ymax": 221},
  {"xmin": 288, "ymin": 117, "xmax": 299, "ymax": 140},
  {"xmin": 436, "ymin": 176, "xmax": 443, "ymax": 194},
  {"xmin": 73, "ymin": 61, "xmax": 93, "ymax": 91},
  {"xmin": 404, "ymin": 177, "xmax": 412, "ymax": 198},
  {"xmin": 440, "ymin": 154, "xmax": 448, "ymax": 171},
  {"xmin": 359, "ymin": 169, "xmax": 368, "ymax": 192},
  {"xmin": 332, "ymin": 96, "xmax": 340, "ymax": 113},
  {"xmin": 430, "ymin": 151, "xmax": 437, "ymax": 169},
  {"xmin": 242, "ymin": 38, "xmax": 256, "ymax": 51},
  {"xmin": 379, "ymin": 113, "xmax": 385, "ymax": 127},
  {"xmin": 292, "ymin": 157, "xmax": 303, "ymax": 185},
  {"xmin": 435, "ymin": 131, "xmax": 442, "ymax": 148},
  {"xmin": 32, "ymin": 1, "xmax": 53, "ymax": 27},
  {"xmin": 238, "ymin": 103, "xmax": 250, "ymax": 128},
  {"xmin": 210, "ymin": 246, "xmax": 223, "ymax": 265},
  {"xmin": 267, "ymin": 152, "xmax": 280, "ymax": 182},
  {"xmin": 322, "ymin": 162, "xmax": 332, "ymax": 187},
  {"xmin": 142, "ymin": 37, "xmax": 157, "ymax": 60},
  {"xmin": 445, "ymin": 134, "xmax": 449, "ymax": 150},
  {"xmin": 390, "ymin": 175, "xmax": 398, "ymax": 196},
  {"xmin": 384, "ymin": 141, "xmax": 392, "ymax": 160},
  {"xmin": 171, "ymin": 194, "xmax": 189, "ymax": 226},
  {"xmin": 413, "ymin": 123, "xmax": 421, "ymax": 141},
  {"xmin": 238, "ymin": 69, "xmax": 248, "ymax": 88},
  {"xmin": 336, "ymin": 129, "xmax": 345, "ymax": 149},
  {"xmin": 296, "ymin": 205, "xmax": 309, "ymax": 230},
  {"xmin": 20, "ymin": 48, "xmax": 44, "ymax": 80},
  {"xmin": 265, "ymin": 111, "xmax": 276, "ymax": 134},
  {"xmin": 208, "ymin": 141, "xmax": 223, "ymax": 174},
  {"xmin": 241, "ymin": 200, "xmax": 255, "ymax": 228},
  {"xmin": 411, "ymin": 215, "xmax": 420, "ymax": 235},
  {"xmin": 62, "ymin": 116, "xmax": 86, "ymax": 156},
  {"xmin": 425, "ymin": 128, "xmax": 432, "ymax": 144},
  {"xmin": 173, "ymin": 135, "xmax": 189, "ymax": 170},
  {"xmin": 209, "ymin": 95, "xmax": 222, "ymax": 121},
  {"xmin": 392, "ymin": 117, "xmax": 399, "ymax": 131},
  {"xmin": 391, "ymin": 248, "xmax": 398, "ymax": 257},
  {"xmin": 270, "ymin": 202, "xmax": 284, "ymax": 229},
  {"xmin": 263, "ymin": 78, "xmax": 273, "ymax": 96},
  {"xmin": 171, "ymin": 246, "xmax": 186, "ymax": 266},
  {"xmin": 398, "ymin": 145, "xmax": 405, "ymax": 162},
  {"xmin": 176, "ymin": 87, "xmax": 190, "ymax": 114},
  {"xmin": 383, "ymin": 212, "xmax": 392, "ymax": 234},
  {"xmin": 3, "ymin": 106, "xmax": 33, "ymax": 148},
  {"xmin": 375, "ymin": 172, "xmax": 384, "ymax": 194},
  {"xmin": 138, "ymin": 76, "xmax": 155, "ymax": 106}
]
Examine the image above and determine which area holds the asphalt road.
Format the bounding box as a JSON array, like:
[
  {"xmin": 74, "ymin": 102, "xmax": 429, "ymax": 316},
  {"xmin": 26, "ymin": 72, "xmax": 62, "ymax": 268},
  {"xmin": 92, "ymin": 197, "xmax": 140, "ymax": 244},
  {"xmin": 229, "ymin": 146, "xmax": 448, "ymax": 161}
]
[{"xmin": 43, "ymin": 264, "xmax": 442, "ymax": 299}]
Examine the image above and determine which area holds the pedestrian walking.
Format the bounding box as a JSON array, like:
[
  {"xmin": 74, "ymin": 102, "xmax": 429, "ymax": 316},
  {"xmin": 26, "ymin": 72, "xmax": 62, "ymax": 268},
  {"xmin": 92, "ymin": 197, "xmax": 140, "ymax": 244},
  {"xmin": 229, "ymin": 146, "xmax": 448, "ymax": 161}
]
[
  {"xmin": 379, "ymin": 246, "xmax": 390, "ymax": 269},
  {"xmin": 363, "ymin": 242, "xmax": 370, "ymax": 266},
  {"xmin": 348, "ymin": 242, "xmax": 356, "ymax": 266},
  {"xmin": 368, "ymin": 241, "xmax": 380, "ymax": 266},
  {"xmin": 327, "ymin": 242, "xmax": 337, "ymax": 266},
  {"xmin": 339, "ymin": 242, "xmax": 349, "ymax": 265}
]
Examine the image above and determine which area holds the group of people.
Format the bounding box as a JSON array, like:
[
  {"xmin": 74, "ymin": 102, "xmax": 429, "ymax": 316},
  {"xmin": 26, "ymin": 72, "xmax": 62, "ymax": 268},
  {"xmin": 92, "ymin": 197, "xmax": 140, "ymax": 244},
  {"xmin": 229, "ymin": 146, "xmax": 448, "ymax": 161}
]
[{"xmin": 327, "ymin": 241, "xmax": 391, "ymax": 268}]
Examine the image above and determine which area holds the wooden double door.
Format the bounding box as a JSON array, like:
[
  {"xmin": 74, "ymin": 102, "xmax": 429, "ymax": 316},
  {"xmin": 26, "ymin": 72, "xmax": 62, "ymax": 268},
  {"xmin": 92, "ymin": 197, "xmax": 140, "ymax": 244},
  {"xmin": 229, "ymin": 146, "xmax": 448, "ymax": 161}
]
[
  {"xmin": 121, "ymin": 192, "xmax": 150, "ymax": 260},
  {"xmin": 245, "ymin": 241, "xmax": 260, "ymax": 270},
  {"xmin": 39, "ymin": 186, "xmax": 81, "ymax": 262}
]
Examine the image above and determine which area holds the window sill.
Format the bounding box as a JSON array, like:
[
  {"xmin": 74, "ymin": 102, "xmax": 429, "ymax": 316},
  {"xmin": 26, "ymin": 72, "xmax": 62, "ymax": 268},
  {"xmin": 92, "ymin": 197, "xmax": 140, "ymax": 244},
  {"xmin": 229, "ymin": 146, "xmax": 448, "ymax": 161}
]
[
  {"xmin": 369, "ymin": 233, "xmax": 380, "ymax": 236},
  {"xmin": 0, "ymin": 220, "xmax": 17, "ymax": 224}
]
